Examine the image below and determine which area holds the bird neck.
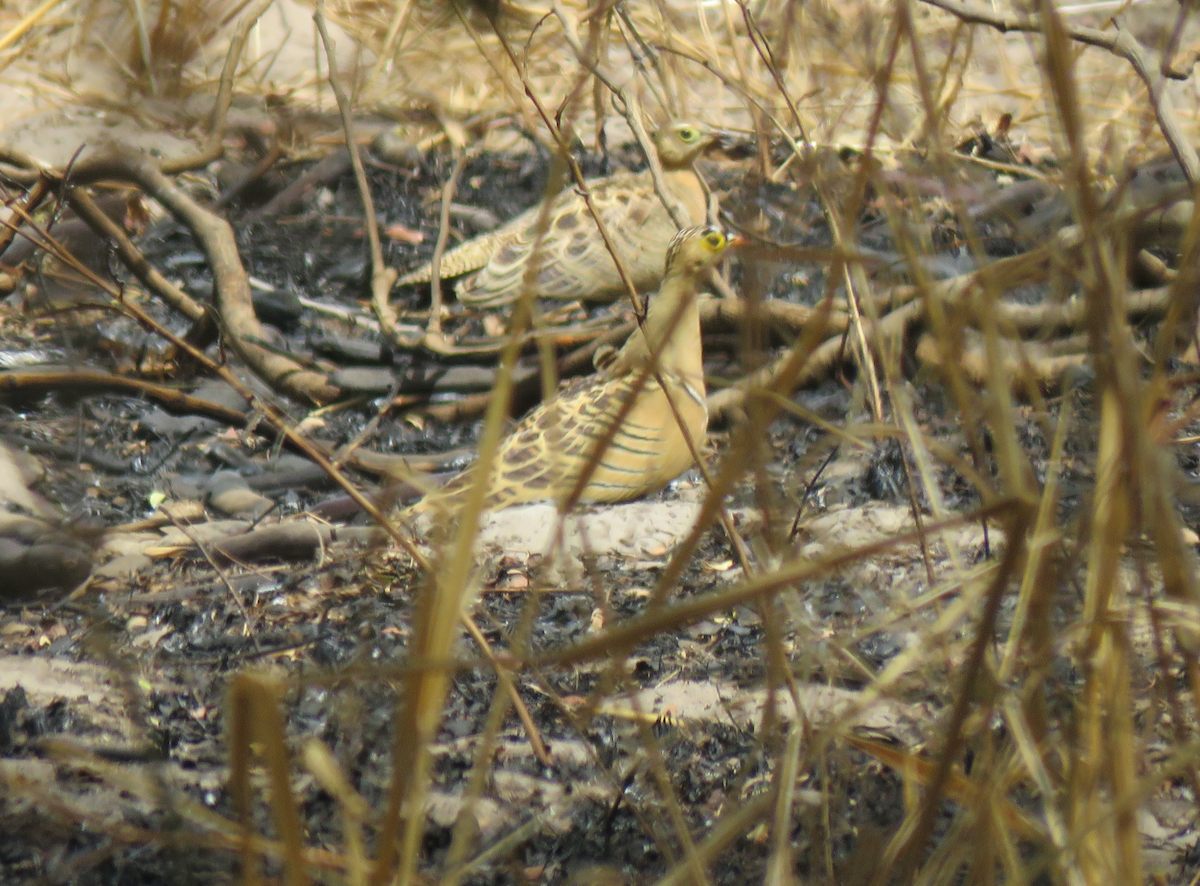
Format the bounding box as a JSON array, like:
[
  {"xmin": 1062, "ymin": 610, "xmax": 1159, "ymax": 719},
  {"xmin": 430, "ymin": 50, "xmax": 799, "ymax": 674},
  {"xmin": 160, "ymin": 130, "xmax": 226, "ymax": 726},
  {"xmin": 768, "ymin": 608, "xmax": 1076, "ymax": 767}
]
[
  {"xmin": 661, "ymin": 166, "xmax": 708, "ymax": 226},
  {"xmin": 631, "ymin": 273, "xmax": 705, "ymax": 386}
]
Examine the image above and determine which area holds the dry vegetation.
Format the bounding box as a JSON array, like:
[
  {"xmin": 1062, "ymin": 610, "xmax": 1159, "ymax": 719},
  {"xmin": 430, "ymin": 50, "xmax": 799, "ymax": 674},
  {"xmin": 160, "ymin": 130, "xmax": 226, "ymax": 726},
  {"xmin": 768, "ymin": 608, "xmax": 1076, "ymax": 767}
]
[{"xmin": 5, "ymin": 0, "xmax": 1200, "ymax": 884}]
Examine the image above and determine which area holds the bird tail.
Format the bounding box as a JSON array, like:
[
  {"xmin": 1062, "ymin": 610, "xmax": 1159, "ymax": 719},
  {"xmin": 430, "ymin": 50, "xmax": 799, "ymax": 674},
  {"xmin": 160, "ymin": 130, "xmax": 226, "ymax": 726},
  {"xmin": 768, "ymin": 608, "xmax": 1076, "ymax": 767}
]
[{"xmin": 395, "ymin": 230, "xmax": 509, "ymax": 289}]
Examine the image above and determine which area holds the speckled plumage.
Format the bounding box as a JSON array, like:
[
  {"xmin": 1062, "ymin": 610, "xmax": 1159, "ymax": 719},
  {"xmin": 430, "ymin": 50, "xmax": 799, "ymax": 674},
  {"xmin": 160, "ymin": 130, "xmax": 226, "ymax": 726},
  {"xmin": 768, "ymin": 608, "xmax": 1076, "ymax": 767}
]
[
  {"xmin": 407, "ymin": 225, "xmax": 737, "ymax": 516},
  {"xmin": 396, "ymin": 121, "xmax": 718, "ymax": 306}
]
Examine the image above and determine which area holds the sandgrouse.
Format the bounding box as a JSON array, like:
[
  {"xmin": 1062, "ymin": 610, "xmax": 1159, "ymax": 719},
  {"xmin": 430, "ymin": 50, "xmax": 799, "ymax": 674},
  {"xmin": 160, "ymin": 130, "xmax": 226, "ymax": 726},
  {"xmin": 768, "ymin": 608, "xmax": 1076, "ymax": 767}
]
[
  {"xmin": 407, "ymin": 225, "xmax": 739, "ymax": 517},
  {"xmin": 396, "ymin": 121, "xmax": 719, "ymax": 306}
]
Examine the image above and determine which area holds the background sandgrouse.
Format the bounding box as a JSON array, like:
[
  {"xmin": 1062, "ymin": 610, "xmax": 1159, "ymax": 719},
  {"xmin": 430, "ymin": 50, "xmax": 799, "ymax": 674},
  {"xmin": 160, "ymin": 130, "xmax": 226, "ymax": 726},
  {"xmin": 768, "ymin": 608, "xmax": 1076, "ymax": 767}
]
[{"xmin": 396, "ymin": 122, "xmax": 720, "ymax": 306}]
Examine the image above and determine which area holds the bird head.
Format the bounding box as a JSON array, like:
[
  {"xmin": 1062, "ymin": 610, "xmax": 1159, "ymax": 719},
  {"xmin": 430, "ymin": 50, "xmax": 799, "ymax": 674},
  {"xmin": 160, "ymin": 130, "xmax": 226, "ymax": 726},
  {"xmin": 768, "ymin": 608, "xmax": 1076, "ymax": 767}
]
[
  {"xmin": 663, "ymin": 225, "xmax": 742, "ymax": 278},
  {"xmin": 652, "ymin": 121, "xmax": 719, "ymax": 167}
]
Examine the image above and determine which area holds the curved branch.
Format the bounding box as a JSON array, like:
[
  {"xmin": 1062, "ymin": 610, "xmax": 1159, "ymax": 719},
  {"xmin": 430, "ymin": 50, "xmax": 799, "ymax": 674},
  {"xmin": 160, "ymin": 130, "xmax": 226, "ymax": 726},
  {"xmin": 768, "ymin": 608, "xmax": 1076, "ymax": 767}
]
[
  {"xmin": 920, "ymin": 0, "xmax": 1200, "ymax": 187},
  {"xmin": 65, "ymin": 150, "xmax": 341, "ymax": 404}
]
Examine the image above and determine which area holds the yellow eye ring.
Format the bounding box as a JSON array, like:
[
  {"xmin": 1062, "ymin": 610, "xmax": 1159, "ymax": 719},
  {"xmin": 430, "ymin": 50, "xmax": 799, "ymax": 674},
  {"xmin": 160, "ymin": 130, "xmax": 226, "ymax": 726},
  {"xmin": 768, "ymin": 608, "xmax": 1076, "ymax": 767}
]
[
  {"xmin": 704, "ymin": 233, "xmax": 724, "ymax": 250},
  {"xmin": 679, "ymin": 127, "xmax": 696, "ymax": 141}
]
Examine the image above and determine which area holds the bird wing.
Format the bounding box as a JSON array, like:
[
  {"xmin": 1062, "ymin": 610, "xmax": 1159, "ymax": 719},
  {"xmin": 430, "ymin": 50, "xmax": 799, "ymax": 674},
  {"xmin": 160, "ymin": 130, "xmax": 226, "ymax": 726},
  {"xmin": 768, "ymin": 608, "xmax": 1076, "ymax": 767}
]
[
  {"xmin": 455, "ymin": 172, "xmax": 678, "ymax": 306},
  {"xmin": 413, "ymin": 370, "xmax": 706, "ymax": 516}
]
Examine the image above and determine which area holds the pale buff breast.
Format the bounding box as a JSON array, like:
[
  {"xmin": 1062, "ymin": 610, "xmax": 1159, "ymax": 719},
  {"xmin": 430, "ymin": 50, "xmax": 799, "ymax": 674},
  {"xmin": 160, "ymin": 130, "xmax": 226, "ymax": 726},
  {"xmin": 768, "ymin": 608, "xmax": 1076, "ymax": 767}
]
[{"xmin": 578, "ymin": 376, "xmax": 708, "ymax": 504}]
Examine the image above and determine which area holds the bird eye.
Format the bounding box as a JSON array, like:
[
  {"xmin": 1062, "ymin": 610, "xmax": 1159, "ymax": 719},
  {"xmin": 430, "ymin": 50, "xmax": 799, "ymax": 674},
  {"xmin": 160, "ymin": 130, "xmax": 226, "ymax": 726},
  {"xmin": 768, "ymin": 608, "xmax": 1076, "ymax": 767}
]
[
  {"xmin": 704, "ymin": 233, "xmax": 724, "ymax": 250},
  {"xmin": 679, "ymin": 126, "xmax": 696, "ymax": 141}
]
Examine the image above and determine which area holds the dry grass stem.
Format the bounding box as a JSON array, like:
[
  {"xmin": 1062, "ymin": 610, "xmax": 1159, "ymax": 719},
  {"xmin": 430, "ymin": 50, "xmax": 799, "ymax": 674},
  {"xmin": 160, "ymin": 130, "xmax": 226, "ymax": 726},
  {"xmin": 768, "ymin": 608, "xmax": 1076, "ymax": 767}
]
[{"xmin": 8, "ymin": 0, "xmax": 1200, "ymax": 883}]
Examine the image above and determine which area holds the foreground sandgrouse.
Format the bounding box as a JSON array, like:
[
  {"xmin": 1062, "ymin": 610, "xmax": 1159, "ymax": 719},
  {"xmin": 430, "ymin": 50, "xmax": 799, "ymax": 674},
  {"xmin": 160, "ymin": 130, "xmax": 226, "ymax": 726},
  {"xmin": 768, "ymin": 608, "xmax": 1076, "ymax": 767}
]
[
  {"xmin": 396, "ymin": 121, "xmax": 719, "ymax": 306},
  {"xmin": 407, "ymin": 225, "xmax": 739, "ymax": 517}
]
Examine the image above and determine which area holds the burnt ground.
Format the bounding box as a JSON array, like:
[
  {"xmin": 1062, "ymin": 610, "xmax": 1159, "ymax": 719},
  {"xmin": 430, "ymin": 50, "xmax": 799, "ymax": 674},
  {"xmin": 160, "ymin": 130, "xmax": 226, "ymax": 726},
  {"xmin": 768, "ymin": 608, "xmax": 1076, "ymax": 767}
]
[{"xmin": 1, "ymin": 130, "xmax": 1199, "ymax": 886}]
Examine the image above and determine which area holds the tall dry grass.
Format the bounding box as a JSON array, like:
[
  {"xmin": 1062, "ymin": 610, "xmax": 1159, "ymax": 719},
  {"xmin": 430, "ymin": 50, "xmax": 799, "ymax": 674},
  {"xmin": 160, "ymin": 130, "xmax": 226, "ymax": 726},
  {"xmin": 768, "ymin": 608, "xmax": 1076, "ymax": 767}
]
[{"xmin": 5, "ymin": 0, "xmax": 1200, "ymax": 884}]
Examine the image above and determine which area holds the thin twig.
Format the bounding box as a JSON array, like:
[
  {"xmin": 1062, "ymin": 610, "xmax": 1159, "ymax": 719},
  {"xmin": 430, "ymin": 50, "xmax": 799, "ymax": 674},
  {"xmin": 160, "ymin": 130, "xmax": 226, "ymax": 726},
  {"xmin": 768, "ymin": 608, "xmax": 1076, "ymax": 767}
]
[
  {"xmin": 313, "ymin": 1, "xmax": 410, "ymax": 347},
  {"xmin": 427, "ymin": 150, "xmax": 473, "ymax": 338},
  {"xmin": 65, "ymin": 187, "xmax": 206, "ymax": 322}
]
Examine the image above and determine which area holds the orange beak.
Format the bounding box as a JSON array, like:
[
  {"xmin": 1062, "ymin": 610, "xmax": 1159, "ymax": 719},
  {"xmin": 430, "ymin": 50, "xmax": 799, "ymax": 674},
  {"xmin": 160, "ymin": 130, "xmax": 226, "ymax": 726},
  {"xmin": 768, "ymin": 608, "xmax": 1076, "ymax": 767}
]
[{"xmin": 727, "ymin": 233, "xmax": 748, "ymax": 249}]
